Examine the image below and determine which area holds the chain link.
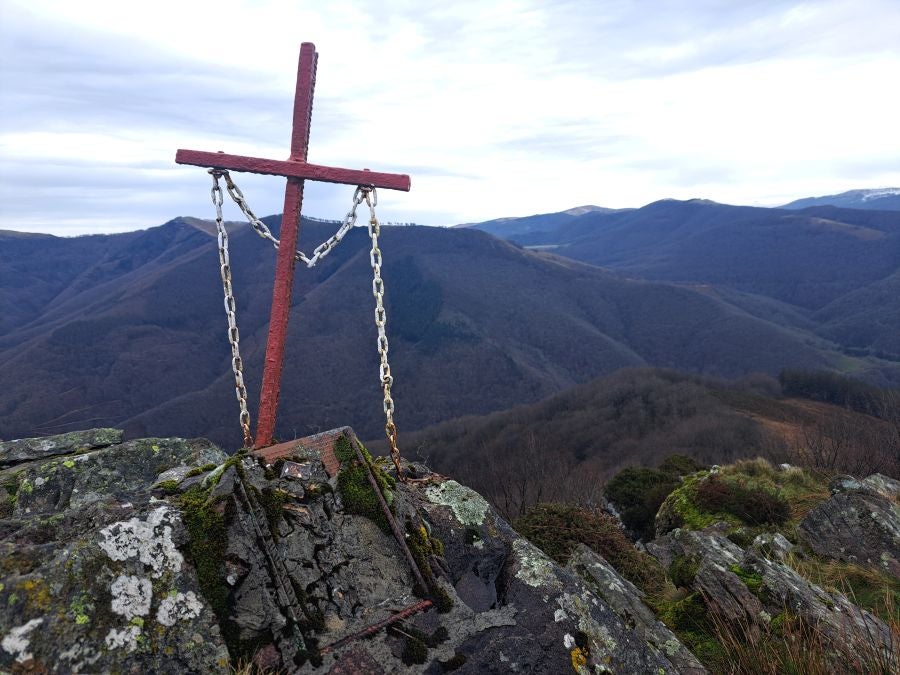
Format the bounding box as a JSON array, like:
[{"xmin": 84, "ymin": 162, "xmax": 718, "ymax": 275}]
[
  {"xmin": 208, "ymin": 171, "xmax": 408, "ymax": 475},
  {"xmin": 362, "ymin": 188, "xmax": 406, "ymax": 479},
  {"xmin": 221, "ymin": 171, "xmax": 365, "ymax": 268},
  {"xmin": 209, "ymin": 170, "xmax": 253, "ymax": 448}
]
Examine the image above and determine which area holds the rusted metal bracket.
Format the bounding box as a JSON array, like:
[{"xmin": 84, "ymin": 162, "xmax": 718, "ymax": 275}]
[
  {"xmin": 233, "ymin": 474, "xmax": 308, "ymax": 654},
  {"xmin": 318, "ymin": 599, "xmax": 433, "ymax": 656}
]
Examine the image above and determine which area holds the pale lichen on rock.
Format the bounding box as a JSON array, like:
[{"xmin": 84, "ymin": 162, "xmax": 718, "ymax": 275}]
[
  {"xmin": 513, "ymin": 538, "xmax": 561, "ymax": 589},
  {"xmin": 156, "ymin": 591, "xmax": 203, "ymax": 627},
  {"xmin": 98, "ymin": 506, "xmax": 183, "ymax": 578},
  {"xmin": 425, "ymin": 479, "xmax": 489, "ymax": 526},
  {"xmin": 558, "ymin": 592, "xmax": 618, "ymax": 657},
  {"xmin": 104, "ymin": 626, "xmax": 141, "ymax": 653},
  {"xmin": 110, "ymin": 575, "xmax": 153, "ymax": 619},
  {"xmin": 1, "ymin": 618, "xmax": 43, "ymax": 664}
]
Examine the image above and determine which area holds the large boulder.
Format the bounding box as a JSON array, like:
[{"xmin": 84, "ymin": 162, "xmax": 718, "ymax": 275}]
[
  {"xmin": 223, "ymin": 431, "xmax": 687, "ymax": 673},
  {"xmin": 0, "ymin": 430, "xmax": 230, "ymax": 672},
  {"xmin": 798, "ymin": 474, "xmax": 900, "ymax": 576},
  {"xmin": 416, "ymin": 478, "xmax": 682, "ymax": 674}
]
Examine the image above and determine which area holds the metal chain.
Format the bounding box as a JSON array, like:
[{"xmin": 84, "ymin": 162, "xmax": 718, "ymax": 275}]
[
  {"xmin": 209, "ymin": 170, "xmax": 253, "ymax": 447},
  {"xmin": 207, "ymin": 171, "xmax": 408, "ymax": 473},
  {"xmin": 220, "ymin": 171, "xmax": 365, "ymax": 268},
  {"xmin": 362, "ymin": 188, "xmax": 405, "ymax": 480}
]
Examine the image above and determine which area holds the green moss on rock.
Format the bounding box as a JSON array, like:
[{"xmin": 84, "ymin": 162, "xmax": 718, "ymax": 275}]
[
  {"xmin": 154, "ymin": 479, "xmax": 181, "ymax": 494},
  {"xmin": 729, "ymin": 564, "xmax": 763, "ymax": 596},
  {"xmin": 257, "ymin": 487, "xmax": 290, "ymax": 541},
  {"xmin": 186, "ymin": 463, "xmax": 218, "ymax": 478},
  {"xmin": 659, "ymin": 592, "xmax": 708, "ymax": 633},
  {"xmin": 406, "ymin": 521, "xmax": 453, "ymax": 612},
  {"xmin": 176, "ymin": 485, "xmax": 233, "ymax": 655},
  {"xmin": 335, "ymin": 437, "xmax": 395, "ymax": 533},
  {"xmin": 334, "ymin": 436, "xmax": 356, "ymax": 464},
  {"xmin": 337, "ymin": 463, "xmax": 390, "ymax": 532},
  {"xmin": 669, "ymin": 555, "xmax": 700, "ymax": 589}
]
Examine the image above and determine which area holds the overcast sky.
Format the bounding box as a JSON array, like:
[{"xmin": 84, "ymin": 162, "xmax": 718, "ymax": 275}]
[{"xmin": 1, "ymin": 0, "xmax": 899, "ymax": 236}]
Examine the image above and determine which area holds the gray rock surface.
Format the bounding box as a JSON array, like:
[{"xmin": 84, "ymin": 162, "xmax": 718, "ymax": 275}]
[
  {"xmin": 223, "ymin": 463, "xmax": 685, "ymax": 673},
  {"xmin": 648, "ymin": 526, "xmax": 898, "ymax": 672},
  {"xmin": 2, "ymin": 428, "xmax": 686, "ymax": 674},
  {"xmin": 750, "ymin": 532, "xmax": 794, "ymax": 562},
  {"xmin": 416, "ymin": 480, "xmax": 682, "ymax": 674},
  {"xmin": 0, "ymin": 428, "xmax": 123, "ymax": 467},
  {"xmin": 797, "ymin": 486, "xmax": 900, "ymax": 576},
  {"xmin": 828, "ymin": 474, "xmax": 865, "ymax": 494},
  {"xmin": 862, "ymin": 473, "xmax": 900, "ymax": 500},
  {"xmin": 0, "ymin": 432, "xmax": 230, "ymax": 672},
  {"xmin": 567, "ymin": 544, "xmax": 707, "ymax": 674}
]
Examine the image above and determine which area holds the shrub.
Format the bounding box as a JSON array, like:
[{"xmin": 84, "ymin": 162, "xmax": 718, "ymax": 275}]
[
  {"xmin": 658, "ymin": 454, "xmax": 706, "ymax": 476},
  {"xmin": 695, "ymin": 476, "xmax": 790, "ymax": 526},
  {"xmin": 514, "ymin": 503, "xmax": 666, "ymax": 594},
  {"xmin": 604, "ymin": 467, "xmax": 681, "ymax": 540}
]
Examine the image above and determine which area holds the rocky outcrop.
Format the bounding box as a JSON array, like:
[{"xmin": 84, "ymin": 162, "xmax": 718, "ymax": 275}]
[
  {"xmin": 798, "ymin": 472, "xmax": 900, "ymax": 576},
  {"xmin": 567, "ymin": 544, "xmax": 706, "ymax": 674},
  {"xmin": 0, "ymin": 428, "xmax": 123, "ymax": 468},
  {"xmin": 647, "ymin": 525, "xmax": 898, "ymax": 672},
  {"xmin": 1, "ymin": 428, "xmax": 689, "ymax": 673},
  {"xmin": 6, "ymin": 427, "xmax": 894, "ymax": 674},
  {"xmin": 0, "ymin": 430, "xmax": 230, "ymax": 672},
  {"xmin": 861, "ymin": 473, "xmax": 900, "ymax": 500}
]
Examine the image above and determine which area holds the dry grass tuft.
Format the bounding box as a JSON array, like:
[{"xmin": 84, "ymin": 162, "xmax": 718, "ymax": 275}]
[{"xmin": 708, "ymin": 601, "xmax": 899, "ymax": 675}]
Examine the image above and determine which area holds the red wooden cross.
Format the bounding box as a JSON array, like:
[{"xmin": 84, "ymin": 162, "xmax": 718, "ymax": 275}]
[{"xmin": 175, "ymin": 42, "xmax": 411, "ymax": 449}]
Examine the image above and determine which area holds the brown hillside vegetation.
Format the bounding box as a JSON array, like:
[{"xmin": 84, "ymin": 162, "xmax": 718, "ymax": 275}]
[
  {"xmin": 384, "ymin": 368, "xmax": 899, "ymax": 518},
  {"xmin": 3, "ymin": 216, "xmax": 898, "ymax": 450}
]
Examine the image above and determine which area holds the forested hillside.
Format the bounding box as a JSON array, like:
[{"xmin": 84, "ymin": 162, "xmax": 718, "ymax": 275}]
[
  {"xmin": 466, "ymin": 199, "xmax": 900, "ymax": 360},
  {"xmin": 390, "ymin": 368, "xmax": 899, "ymax": 518},
  {"xmin": 6, "ymin": 216, "xmax": 887, "ymax": 449}
]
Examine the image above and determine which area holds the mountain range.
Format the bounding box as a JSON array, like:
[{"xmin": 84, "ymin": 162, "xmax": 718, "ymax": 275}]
[
  {"xmin": 464, "ymin": 199, "xmax": 900, "ymax": 358},
  {"xmin": 781, "ymin": 187, "xmax": 900, "ymax": 211},
  {"xmin": 1, "ymin": 197, "xmax": 898, "ymax": 450}
]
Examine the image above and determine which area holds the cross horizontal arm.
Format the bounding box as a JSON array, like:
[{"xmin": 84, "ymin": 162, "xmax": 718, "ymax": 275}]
[{"xmin": 175, "ymin": 149, "xmax": 411, "ymax": 192}]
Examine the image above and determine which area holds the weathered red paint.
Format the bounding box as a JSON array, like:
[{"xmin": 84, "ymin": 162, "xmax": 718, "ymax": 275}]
[
  {"xmin": 174, "ymin": 42, "xmax": 411, "ymax": 449},
  {"xmin": 174, "ymin": 150, "xmax": 411, "ymax": 191},
  {"xmin": 254, "ymin": 42, "xmax": 317, "ymax": 450},
  {"xmin": 256, "ymin": 174, "xmax": 305, "ymax": 448}
]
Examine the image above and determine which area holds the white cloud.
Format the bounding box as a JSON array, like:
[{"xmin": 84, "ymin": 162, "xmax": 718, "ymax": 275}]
[{"xmin": 1, "ymin": 0, "xmax": 898, "ymax": 234}]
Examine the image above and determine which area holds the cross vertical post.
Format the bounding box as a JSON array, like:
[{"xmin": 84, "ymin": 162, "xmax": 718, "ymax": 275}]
[
  {"xmin": 176, "ymin": 42, "xmax": 411, "ymax": 450},
  {"xmin": 255, "ymin": 42, "xmax": 318, "ymax": 449}
]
